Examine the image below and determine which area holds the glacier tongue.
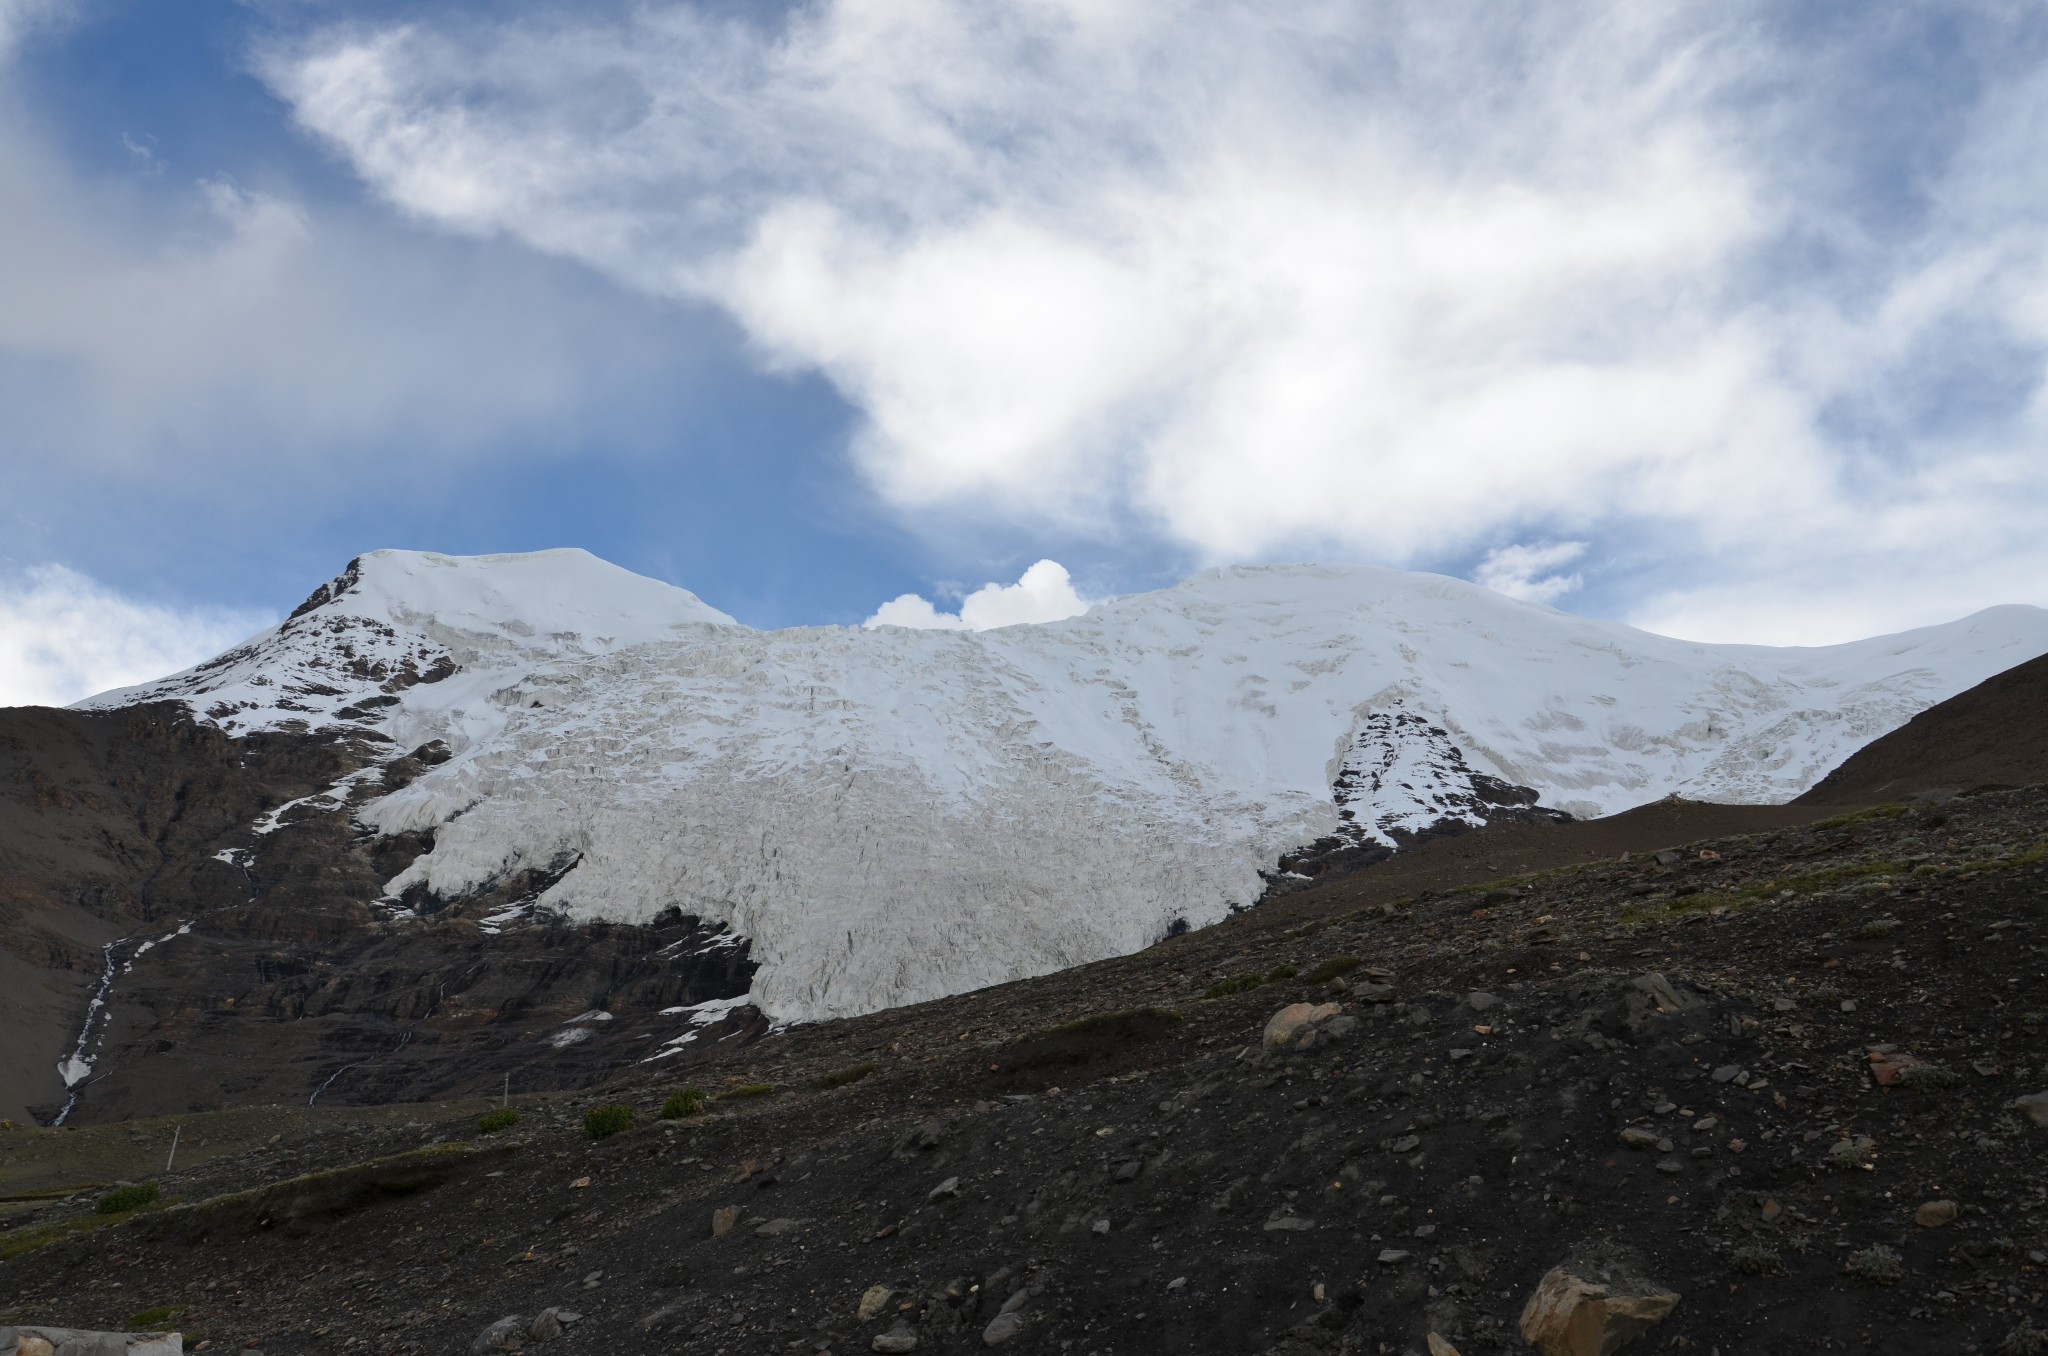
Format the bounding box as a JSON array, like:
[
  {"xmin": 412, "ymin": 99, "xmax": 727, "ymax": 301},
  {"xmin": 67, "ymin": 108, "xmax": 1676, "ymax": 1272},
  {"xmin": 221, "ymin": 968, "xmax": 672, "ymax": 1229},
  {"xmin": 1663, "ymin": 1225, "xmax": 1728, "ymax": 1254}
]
[{"xmin": 80, "ymin": 553, "xmax": 2048, "ymax": 1025}]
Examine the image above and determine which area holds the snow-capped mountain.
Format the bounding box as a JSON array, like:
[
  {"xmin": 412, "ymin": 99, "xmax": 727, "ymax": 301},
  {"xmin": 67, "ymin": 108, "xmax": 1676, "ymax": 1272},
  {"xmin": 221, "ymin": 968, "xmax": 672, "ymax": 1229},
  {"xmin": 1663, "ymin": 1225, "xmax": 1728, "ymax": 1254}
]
[{"xmin": 83, "ymin": 550, "xmax": 2048, "ymax": 1024}]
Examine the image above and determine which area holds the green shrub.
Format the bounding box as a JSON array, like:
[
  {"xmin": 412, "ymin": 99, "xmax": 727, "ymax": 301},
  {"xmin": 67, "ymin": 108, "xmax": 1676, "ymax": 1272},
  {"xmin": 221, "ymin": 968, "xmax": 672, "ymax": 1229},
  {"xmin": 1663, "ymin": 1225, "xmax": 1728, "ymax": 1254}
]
[
  {"xmin": 1203, "ymin": 975, "xmax": 1264, "ymax": 999},
  {"xmin": 1856, "ymin": 917, "xmax": 1899, "ymax": 939},
  {"xmin": 815, "ymin": 1063, "xmax": 876, "ymax": 1091},
  {"xmin": 1844, "ymin": 1244, "xmax": 1904, "ymax": 1286},
  {"xmin": 95, "ymin": 1183, "xmax": 161, "ymax": 1215},
  {"xmin": 721, "ymin": 1083, "xmax": 774, "ymax": 1101},
  {"xmin": 660, "ymin": 1089, "xmax": 707, "ymax": 1119},
  {"xmin": 1302, "ymin": 956, "xmax": 1361, "ymax": 984},
  {"xmin": 1266, "ymin": 963, "xmax": 1299, "ymax": 981},
  {"xmin": 1800, "ymin": 985, "xmax": 1842, "ymax": 1007},
  {"xmin": 1999, "ymin": 1321, "xmax": 2048, "ymax": 1355},
  {"xmin": 127, "ymin": 1306, "xmax": 184, "ymax": 1328},
  {"xmin": 478, "ymin": 1108, "xmax": 521, "ymax": 1135},
  {"xmin": 1730, "ymin": 1244, "xmax": 1782, "ymax": 1276},
  {"xmin": 1895, "ymin": 1062, "xmax": 1960, "ymax": 1092},
  {"xmin": 583, "ymin": 1104, "xmax": 634, "ymax": 1140}
]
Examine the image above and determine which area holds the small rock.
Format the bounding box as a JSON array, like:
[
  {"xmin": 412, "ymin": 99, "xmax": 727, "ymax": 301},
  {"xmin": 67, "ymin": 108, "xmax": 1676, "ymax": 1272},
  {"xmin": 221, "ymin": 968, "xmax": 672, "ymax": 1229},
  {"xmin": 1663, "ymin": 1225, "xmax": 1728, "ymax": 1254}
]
[
  {"xmin": 1114, "ymin": 1160, "xmax": 1142, "ymax": 1182},
  {"xmin": 982, "ymin": 1312, "xmax": 1027, "ymax": 1348},
  {"xmin": 1091, "ymin": 1218, "xmax": 1112, "ymax": 1234},
  {"xmin": 471, "ymin": 1316, "xmax": 527, "ymax": 1355},
  {"xmin": 999, "ymin": 1289, "xmax": 1032, "ymax": 1315},
  {"xmin": 1710, "ymin": 1065, "xmax": 1743, "ymax": 1084},
  {"xmin": 857, "ymin": 1286, "xmax": 895, "ymax": 1322},
  {"xmin": 928, "ymin": 1176, "xmax": 961, "ymax": 1201},
  {"xmin": 872, "ymin": 1323, "xmax": 920, "ymax": 1353},
  {"xmin": 1618, "ymin": 1127, "xmax": 1660, "ymax": 1151},
  {"xmin": 1376, "ymin": 1249, "xmax": 1411, "ymax": 1265},
  {"xmin": 1354, "ymin": 982, "xmax": 1397, "ymax": 1003},
  {"xmin": 15, "ymin": 1339, "xmax": 55, "ymax": 1356},
  {"xmin": 1263, "ymin": 1214, "xmax": 1315, "ymax": 1231},
  {"xmin": 1427, "ymin": 1335, "xmax": 1464, "ymax": 1356},
  {"xmin": 1166, "ymin": 1276, "xmax": 1187, "ymax": 1291},
  {"xmin": 528, "ymin": 1308, "xmax": 564, "ymax": 1342},
  {"xmin": 712, "ymin": 1205, "xmax": 741, "ymax": 1237},
  {"xmin": 1467, "ymin": 991, "xmax": 1498, "ymax": 1012},
  {"xmin": 1914, "ymin": 1200, "xmax": 1959, "ymax": 1228},
  {"xmin": 1388, "ymin": 1134, "xmax": 1421, "ymax": 1154},
  {"xmin": 2013, "ymin": 1092, "xmax": 2048, "ymax": 1129},
  {"xmin": 756, "ymin": 1217, "xmax": 800, "ymax": 1237},
  {"xmin": 1519, "ymin": 1265, "xmax": 1679, "ymax": 1356},
  {"xmin": 1655, "ymin": 1158, "xmax": 1683, "ymax": 1174}
]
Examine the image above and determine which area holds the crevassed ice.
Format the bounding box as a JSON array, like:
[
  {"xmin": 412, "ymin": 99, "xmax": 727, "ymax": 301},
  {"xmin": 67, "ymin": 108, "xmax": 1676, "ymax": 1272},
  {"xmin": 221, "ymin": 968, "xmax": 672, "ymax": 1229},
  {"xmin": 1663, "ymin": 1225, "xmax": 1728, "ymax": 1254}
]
[{"xmin": 85, "ymin": 551, "xmax": 2048, "ymax": 1026}]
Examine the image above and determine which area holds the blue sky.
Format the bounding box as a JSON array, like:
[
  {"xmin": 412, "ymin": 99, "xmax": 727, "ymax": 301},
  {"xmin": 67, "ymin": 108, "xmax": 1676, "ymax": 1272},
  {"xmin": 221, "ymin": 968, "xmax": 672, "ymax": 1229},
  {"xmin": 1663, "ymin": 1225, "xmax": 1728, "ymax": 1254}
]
[{"xmin": 5, "ymin": 0, "xmax": 2048, "ymax": 705}]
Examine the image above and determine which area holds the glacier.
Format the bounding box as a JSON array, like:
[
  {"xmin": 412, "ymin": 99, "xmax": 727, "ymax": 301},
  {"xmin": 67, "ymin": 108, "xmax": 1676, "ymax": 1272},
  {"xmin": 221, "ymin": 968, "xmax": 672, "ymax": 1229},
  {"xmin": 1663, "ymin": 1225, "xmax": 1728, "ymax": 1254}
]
[{"xmin": 81, "ymin": 548, "xmax": 2048, "ymax": 1024}]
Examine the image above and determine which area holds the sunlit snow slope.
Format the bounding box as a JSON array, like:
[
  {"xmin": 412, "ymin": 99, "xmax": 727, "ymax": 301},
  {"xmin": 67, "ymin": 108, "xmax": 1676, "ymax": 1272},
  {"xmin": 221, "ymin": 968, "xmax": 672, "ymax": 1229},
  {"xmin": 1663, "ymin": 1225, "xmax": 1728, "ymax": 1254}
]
[{"xmin": 82, "ymin": 551, "xmax": 2048, "ymax": 1022}]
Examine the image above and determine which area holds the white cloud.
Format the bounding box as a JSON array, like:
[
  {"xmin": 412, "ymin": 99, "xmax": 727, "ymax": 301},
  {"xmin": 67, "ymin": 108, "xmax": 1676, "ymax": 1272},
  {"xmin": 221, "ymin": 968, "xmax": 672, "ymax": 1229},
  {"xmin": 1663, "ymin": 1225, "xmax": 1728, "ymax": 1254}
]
[
  {"xmin": 0, "ymin": 565, "xmax": 269, "ymax": 709},
  {"xmin": 1473, "ymin": 542, "xmax": 1587, "ymax": 606},
  {"xmin": 261, "ymin": 1, "xmax": 2048, "ymax": 637},
  {"xmin": 865, "ymin": 559, "xmax": 1093, "ymax": 631}
]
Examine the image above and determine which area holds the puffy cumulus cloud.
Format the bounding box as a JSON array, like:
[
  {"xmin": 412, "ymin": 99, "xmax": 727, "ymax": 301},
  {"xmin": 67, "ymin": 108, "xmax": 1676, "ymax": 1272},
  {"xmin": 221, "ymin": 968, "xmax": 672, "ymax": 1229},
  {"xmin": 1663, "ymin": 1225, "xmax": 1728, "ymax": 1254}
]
[
  {"xmin": 265, "ymin": 1, "xmax": 2048, "ymax": 636},
  {"xmin": 1474, "ymin": 542, "xmax": 1587, "ymax": 606},
  {"xmin": 0, "ymin": 565, "xmax": 269, "ymax": 709},
  {"xmin": 866, "ymin": 560, "xmax": 1093, "ymax": 631}
]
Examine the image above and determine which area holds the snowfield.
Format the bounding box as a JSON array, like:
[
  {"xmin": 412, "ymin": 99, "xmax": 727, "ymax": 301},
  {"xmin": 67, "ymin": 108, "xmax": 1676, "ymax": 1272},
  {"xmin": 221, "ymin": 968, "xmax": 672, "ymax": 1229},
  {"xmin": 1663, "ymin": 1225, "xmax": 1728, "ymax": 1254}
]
[{"xmin": 82, "ymin": 549, "xmax": 2048, "ymax": 1022}]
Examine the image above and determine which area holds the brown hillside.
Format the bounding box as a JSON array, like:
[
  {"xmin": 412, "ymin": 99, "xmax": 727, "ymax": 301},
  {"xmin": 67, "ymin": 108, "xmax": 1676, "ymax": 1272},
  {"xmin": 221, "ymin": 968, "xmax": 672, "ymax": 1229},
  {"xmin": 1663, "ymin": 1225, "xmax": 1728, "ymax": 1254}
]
[{"xmin": 1797, "ymin": 650, "xmax": 2048, "ymax": 804}]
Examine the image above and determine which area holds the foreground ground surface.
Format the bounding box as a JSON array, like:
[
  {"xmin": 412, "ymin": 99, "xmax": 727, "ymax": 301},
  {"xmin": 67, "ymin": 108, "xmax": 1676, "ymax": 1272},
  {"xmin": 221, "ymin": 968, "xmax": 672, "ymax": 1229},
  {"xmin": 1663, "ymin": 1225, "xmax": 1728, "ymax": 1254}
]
[{"xmin": 2, "ymin": 781, "xmax": 2044, "ymax": 1355}]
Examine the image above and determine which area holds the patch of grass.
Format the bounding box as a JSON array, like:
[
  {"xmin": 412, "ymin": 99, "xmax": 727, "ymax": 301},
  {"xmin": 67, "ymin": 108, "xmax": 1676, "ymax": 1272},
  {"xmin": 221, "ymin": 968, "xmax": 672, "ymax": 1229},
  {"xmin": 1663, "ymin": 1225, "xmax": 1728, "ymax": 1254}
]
[
  {"xmin": 815, "ymin": 1063, "xmax": 876, "ymax": 1091},
  {"xmin": 96, "ymin": 1182, "xmax": 162, "ymax": 1215},
  {"xmin": 583, "ymin": 1104, "xmax": 634, "ymax": 1139},
  {"xmin": 660, "ymin": 1089, "xmax": 707, "ymax": 1118},
  {"xmin": 720, "ymin": 1083, "xmax": 775, "ymax": 1101},
  {"xmin": 2021, "ymin": 1012, "xmax": 2045, "ymax": 1034},
  {"xmin": 1617, "ymin": 856, "xmax": 1916, "ymax": 926},
  {"xmin": 1856, "ymin": 917, "xmax": 1900, "ymax": 939},
  {"xmin": 1844, "ymin": 1244, "xmax": 1904, "ymax": 1286},
  {"xmin": 478, "ymin": 1108, "xmax": 521, "ymax": 1134},
  {"xmin": 1301, "ymin": 956, "xmax": 1361, "ymax": 984},
  {"xmin": 1051, "ymin": 1008, "xmax": 1183, "ymax": 1035},
  {"xmin": 127, "ymin": 1305, "xmax": 186, "ymax": 1328},
  {"xmin": 1730, "ymin": 1244, "xmax": 1783, "ymax": 1276},
  {"xmin": 1266, "ymin": 963, "xmax": 1299, "ymax": 981},
  {"xmin": 1203, "ymin": 974, "xmax": 1264, "ymax": 999},
  {"xmin": 1895, "ymin": 1062, "xmax": 1960, "ymax": 1092},
  {"xmin": 1814, "ymin": 804, "xmax": 1908, "ymax": 831},
  {"xmin": 1800, "ymin": 985, "xmax": 1842, "ymax": 1007}
]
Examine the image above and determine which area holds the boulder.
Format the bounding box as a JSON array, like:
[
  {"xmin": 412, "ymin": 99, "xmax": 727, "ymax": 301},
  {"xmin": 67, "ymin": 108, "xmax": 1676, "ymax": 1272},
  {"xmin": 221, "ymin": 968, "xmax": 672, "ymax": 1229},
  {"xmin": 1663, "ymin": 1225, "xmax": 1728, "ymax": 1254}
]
[
  {"xmin": 1263, "ymin": 1003, "xmax": 1357, "ymax": 1050},
  {"xmin": 1914, "ymin": 1200, "xmax": 1959, "ymax": 1228},
  {"xmin": 2014, "ymin": 1092, "xmax": 2048, "ymax": 1129},
  {"xmin": 1519, "ymin": 1265, "xmax": 1678, "ymax": 1356}
]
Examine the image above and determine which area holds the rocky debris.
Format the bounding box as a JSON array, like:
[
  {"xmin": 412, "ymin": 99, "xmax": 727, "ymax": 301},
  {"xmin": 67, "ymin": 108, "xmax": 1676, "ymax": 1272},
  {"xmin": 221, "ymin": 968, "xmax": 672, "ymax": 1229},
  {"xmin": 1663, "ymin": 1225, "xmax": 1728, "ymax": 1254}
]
[
  {"xmin": 871, "ymin": 1322, "xmax": 919, "ymax": 1352},
  {"xmin": 1518, "ymin": 1264, "xmax": 1680, "ymax": 1356},
  {"xmin": 0, "ymin": 1332, "xmax": 179, "ymax": 1356}
]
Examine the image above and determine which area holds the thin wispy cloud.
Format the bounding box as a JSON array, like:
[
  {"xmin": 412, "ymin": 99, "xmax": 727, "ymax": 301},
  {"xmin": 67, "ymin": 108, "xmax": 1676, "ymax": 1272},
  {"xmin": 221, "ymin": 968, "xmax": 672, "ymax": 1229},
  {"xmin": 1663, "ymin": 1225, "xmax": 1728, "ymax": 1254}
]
[{"xmin": 260, "ymin": 0, "xmax": 2048, "ymax": 642}]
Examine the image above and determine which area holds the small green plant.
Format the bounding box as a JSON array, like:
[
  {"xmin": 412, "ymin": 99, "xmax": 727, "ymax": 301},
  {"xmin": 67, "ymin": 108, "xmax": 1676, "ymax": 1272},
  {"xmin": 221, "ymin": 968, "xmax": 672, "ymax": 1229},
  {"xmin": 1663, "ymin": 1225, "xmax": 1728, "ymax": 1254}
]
[
  {"xmin": 127, "ymin": 1306, "xmax": 185, "ymax": 1328},
  {"xmin": 660, "ymin": 1088, "xmax": 708, "ymax": 1118},
  {"xmin": 1266, "ymin": 963, "xmax": 1299, "ymax": 981},
  {"xmin": 478, "ymin": 1108, "xmax": 521, "ymax": 1134},
  {"xmin": 1729, "ymin": 1244, "xmax": 1782, "ymax": 1276},
  {"xmin": 2020, "ymin": 1012, "xmax": 2045, "ymax": 1034},
  {"xmin": 1203, "ymin": 974, "xmax": 1264, "ymax": 998},
  {"xmin": 815, "ymin": 1063, "xmax": 876, "ymax": 1090},
  {"xmin": 1856, "ymin": 917, "xmax": 1899, "ymax": 939},
  {"xmin": 1302, "ymin": 955, "xmax": 1361, "ymax": 984},
  {"xmin": 583, "ymin": 1104, "xmax": 634, "ymax": 1139},
  {"xmin": 1800, "ymin": 985, "xmax": 1842, "ymax": 1007},
  {"xmin": 95, "ymin": 1183, "xmax": 161, "ymax": 1215},
  {"xmin": 1844, "ymin": 1244, "xmax": 1904, "ymax": 1286},
  {"xmin": 1895, "ymin": 1062, "xmax": 1960, "ymax": 1092},
  {"xmin": 1999, "ymin": 1321, "xmax": 2048, "ymax": 1355},
  {"xmin": 721, "ymin": 1083, "xmax": 774, "ymax": 1101}
]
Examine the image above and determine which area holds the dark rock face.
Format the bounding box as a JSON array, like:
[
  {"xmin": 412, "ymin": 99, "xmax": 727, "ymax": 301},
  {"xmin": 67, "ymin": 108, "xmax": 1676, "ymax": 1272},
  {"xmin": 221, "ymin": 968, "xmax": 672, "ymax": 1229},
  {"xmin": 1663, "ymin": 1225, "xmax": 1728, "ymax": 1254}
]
[
  {"xmin": 0, "ymin": 703, "xmax": 757, "ymax": 1126},
  {"xmin": 1263, "ymin": 707, "xmax": 1572, "ymax": 898}
]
